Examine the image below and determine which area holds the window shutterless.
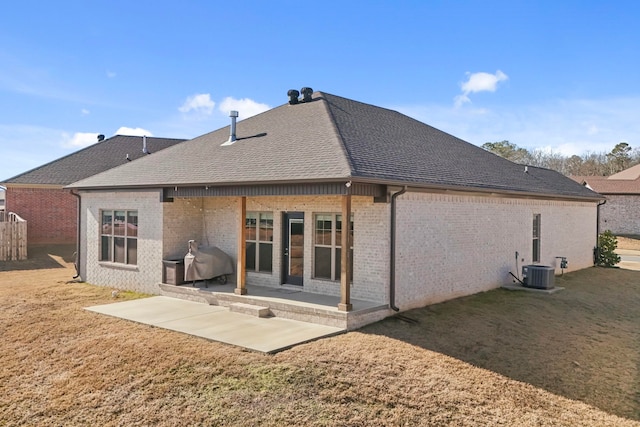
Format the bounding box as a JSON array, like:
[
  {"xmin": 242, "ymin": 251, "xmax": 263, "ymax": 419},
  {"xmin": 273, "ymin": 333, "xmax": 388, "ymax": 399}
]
[
  {"xmin": 532, "ymin": 213, "xmax": 541, "ymax": 263},
  {"xmin": 245, "ymin": 212, "xmax": 273, "ymax": 273},
  {"xmin": 313, "ymin": 213, "xmax": 353, "ymax": 281},
  {"xmin": 100, "ymin": 210, "xmax": 138, "ymax": 265}
]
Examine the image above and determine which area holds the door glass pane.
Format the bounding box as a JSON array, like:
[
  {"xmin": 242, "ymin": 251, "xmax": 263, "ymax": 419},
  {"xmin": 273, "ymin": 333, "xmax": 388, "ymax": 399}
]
[{"xmin": 289, "ymin": 220, "xmax": 304, "ymax": 277}]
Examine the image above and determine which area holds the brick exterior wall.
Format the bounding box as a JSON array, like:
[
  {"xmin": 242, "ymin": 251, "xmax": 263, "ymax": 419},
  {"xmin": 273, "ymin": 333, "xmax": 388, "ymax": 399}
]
[
  {"xmin": 80, "ymin": 190, "xmax": 164, "ymax": 294},
  {"xmin": 5, "ymin": 186, "xmax": 77, "ymax": 244},
  {"xmin": 393, "ymin": 193, "xmax": 597, "ymax": 310},
  {"xmin": 598, "ymin": 195, "xmax": 640, "ymax": 235},
  {"xmin": 163, "ymin": 198, "xmax": 204, "ymax": 258},
  {"xmin": 78, "ymin": 190, "xmax": 597, "ymax": 314}
]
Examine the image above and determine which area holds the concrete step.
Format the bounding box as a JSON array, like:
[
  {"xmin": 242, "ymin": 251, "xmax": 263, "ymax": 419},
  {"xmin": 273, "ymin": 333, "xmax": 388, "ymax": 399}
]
[{"xmin": 229, "ymin": 302, "xmax": 271, "ymax": 318}]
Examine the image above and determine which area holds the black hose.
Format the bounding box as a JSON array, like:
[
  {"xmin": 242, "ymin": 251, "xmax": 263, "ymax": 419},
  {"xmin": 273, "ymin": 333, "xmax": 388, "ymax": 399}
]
[{"xmin": 509, "ymin": 271, "xmax": 525, "ymax": 286}]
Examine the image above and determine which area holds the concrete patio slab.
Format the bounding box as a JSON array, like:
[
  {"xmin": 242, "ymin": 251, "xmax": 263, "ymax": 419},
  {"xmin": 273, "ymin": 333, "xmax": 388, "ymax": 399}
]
[
  {"xmin": 86, "ymin": 296, "xmax": 345, "ymax": 353},
  {"xmin": 501, "ymin": 284, "xmax": 564, "ymax": 294}
]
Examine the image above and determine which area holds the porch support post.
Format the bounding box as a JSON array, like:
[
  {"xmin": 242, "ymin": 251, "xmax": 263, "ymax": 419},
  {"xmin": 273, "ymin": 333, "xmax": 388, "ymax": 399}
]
[
  {"xmin": 235, "ymin": 196, "xmax": 247, "ymax": 295},
  {"xmin": 338, "ymin": 194, "xmax": 353, "ymax": 311}
]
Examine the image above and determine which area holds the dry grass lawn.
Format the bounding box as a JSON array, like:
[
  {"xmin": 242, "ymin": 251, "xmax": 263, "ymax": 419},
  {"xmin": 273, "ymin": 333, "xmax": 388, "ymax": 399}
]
[{"xmin": 1, "ymin": 245, "xmax": 640, "ymax": 426}]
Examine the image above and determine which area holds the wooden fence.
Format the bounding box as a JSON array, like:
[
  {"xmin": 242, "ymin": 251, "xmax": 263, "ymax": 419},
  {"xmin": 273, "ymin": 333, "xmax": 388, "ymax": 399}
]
[{"xmin": 0, "ymin": 212, "xmax": 27, "ymax": 261}]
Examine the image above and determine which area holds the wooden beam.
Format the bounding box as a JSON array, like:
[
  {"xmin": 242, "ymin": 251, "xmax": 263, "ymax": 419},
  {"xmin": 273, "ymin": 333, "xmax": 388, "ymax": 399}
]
[
  {"xmin": 338, "ymin": 194, "xmax": 353, "ymax": 311},
  {"xmin": 235, "ymin": 196, "xmax": 247, "ymax": 295}
]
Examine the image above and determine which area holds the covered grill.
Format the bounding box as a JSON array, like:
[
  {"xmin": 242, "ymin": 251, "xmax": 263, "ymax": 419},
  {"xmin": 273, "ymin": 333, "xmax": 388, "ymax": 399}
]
[{"xmin": 184, "ymin": 240, "xmax": 234, "ymax": 286}]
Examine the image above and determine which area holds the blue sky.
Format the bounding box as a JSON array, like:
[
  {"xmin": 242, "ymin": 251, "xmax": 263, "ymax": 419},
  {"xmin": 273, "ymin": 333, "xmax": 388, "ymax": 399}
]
[{"xmin": 1, "ymin": 1, "xmax": 639, "ymax": 180}]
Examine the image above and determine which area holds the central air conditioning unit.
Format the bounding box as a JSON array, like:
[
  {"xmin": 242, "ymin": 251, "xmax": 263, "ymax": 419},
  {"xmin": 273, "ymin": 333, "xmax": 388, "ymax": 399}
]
[{"xmin": 522, "ymin": 265, "xmax": 555, "ymax": 289}]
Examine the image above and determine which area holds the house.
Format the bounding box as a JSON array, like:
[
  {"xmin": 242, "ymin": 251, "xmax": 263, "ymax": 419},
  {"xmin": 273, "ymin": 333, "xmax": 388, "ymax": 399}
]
[
  {"xmin": 67, "ymin": 89, "xmax": 602, "ymax": 329},
  {"xmin": 573, "ymin": 164, "xmax": 640, "ymax": 236},
  {"xmin": 1, "ymin": 135, "xmax": 185, "ymax": 245}
]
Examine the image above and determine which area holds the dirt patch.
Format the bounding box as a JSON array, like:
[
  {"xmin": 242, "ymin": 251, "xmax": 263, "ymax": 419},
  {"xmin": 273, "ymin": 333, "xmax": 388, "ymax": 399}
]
[{"xmin": 1, "ymin": 246, "xmax": 639, "ymax": 426}]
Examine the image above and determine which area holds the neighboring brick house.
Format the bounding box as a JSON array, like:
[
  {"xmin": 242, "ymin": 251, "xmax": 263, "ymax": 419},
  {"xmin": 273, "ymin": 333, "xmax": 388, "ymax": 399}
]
[
  {"xmin": 573, "ymin": 164, "xmax": 640, "ymax": 236},
  {"xmin": 68, "ymin": 90, "xmax": 602, "ymax": 328},
  {"xmin": 1, "ymin": 135, "xmax": 185, "ymax": 245}
]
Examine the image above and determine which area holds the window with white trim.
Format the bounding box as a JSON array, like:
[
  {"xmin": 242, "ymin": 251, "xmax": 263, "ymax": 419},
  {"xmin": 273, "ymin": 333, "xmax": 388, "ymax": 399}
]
[
  {"xmin": 245, "ymin": 212, "xmax": 273, "ymax": 272},
  {"xmin": 314, "ymin": 213, "xmax": 353, "ymax": 281},
  {"xmin": 532, "ymin": 213, "xmax": 541, "ymax": 263},
  {"xmin": 100, "ymin": 210, "xmax": 138, "ymax": 265}
]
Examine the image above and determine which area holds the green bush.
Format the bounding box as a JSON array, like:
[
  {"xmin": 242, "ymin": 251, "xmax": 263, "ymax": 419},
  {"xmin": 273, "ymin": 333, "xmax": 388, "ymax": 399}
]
[{"xmin": 596, "ymin": 230, "xmax": 621, "ymax": 267}]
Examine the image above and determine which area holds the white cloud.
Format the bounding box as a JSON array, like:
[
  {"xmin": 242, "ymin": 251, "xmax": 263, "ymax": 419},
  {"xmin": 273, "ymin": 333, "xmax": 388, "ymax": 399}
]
[
  {"xmin": 218, "ymin": 97, "xmax": 270, "ymax": 120},
  {"xmin": 81, "ymin": 108, "xmax": 90, "ymax": 116},
  {"xmin": 455, "ymin": 70, "xmax": 508, "ymax": 107},
  {"xmin": 179, "ymin": 93, "xmax": 215, "ymax": 115},
  {"xmin": 106, "ymin": 70, "xmax": 116, "ymax": 78},
  {"xmin": 61, "ymin": 132, "xmax": 100, "ymax": 148},
  {"xmin": 115, "ymin": 127, "xmax": 153, "ymax": 137}
]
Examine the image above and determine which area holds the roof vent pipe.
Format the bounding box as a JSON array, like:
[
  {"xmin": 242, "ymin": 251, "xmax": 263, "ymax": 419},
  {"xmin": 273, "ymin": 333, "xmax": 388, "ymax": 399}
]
[
  {"xmin": 287, "ymin": 89, "xmax": 300, "ymax": 105},
  {"xmin": 142, "ymin": 135, "xmax": 151, "ymax": 154},
  {"xmin": 221, "ymin": 111, "xmax": 239, "ymax": 146},
  {"xmin": 97, "ymin": 134, "xmax": 105, "ymax": 142},
  {"xmin": 301, "ymin": 87, "xmax": 313, "ymax": 102}
]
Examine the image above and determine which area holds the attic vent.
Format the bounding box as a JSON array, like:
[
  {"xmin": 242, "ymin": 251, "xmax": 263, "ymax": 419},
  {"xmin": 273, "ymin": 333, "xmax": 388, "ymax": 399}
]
[
  {"xmin": 301, "ymin": 87, "xmax": 313, "ymax": 102},
  {"xmin": 97, "ymin": 134, "xmax": 105, "ymax": 142},
  {"xmin": 287, "ymin": 87, "xmax": 314, "ymax": 104},
  {"xmin": 287, "ymin": 89, "xmax": 300, "ymax": 105}
]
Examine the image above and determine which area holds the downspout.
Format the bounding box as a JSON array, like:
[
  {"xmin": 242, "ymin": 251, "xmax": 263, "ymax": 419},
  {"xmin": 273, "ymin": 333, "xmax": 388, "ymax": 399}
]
[
  {"xmin": 389, "ymin": 186, "xmax": 408, "ymax": 312},
  {"xmin": 70, "ymin": 190, "xmax": 81, "ymax": 279},
  {"xmin": 595, "ymin": 199, "xmax": 606, "ymax": 264}
]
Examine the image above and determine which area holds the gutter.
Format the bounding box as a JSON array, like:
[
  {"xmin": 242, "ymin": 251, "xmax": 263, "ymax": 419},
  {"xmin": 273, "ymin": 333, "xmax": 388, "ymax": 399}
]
[
  {"xmin": 70, "ymin": 190, "xmax": 81, "ymax": 279},
  {"xmin": 66, "ymin": 177, "xmax": 602, "ymax": 202},
  {"xmin": 595, "ymin": 199, "xmax": 607, "ymax": 264},
  {"xmin": 389, "ymin": 186, "xmax": 408, "ymax": 312}
]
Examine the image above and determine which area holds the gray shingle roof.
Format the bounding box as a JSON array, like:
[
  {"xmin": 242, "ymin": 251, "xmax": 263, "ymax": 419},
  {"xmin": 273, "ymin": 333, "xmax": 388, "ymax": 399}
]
[
  {"xmin": 67, "ymin": 92, "xmax": 601, "ymax": 201},
  {"xmin": 3, "ymin": 135, "xmax": 185, "ymax": 185}
]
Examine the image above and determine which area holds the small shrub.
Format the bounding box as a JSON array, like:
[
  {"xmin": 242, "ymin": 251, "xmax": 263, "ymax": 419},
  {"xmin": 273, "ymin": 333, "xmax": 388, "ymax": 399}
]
[{"xmin": 596, "ymin": 230, "xmax": 621, "ymax": 267}]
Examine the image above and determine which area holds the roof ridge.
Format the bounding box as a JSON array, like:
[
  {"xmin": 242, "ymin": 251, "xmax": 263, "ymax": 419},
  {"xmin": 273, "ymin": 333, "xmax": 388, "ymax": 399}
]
[{"xmin": 316, "ymin": 92, "xmax": 356, "ymax": 178}]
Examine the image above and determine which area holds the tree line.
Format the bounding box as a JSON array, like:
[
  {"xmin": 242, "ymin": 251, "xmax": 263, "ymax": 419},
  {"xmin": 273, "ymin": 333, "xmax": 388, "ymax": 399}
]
[{"xmin": 481, "ymin": 141, "xmax": 638, "ymax": 177}]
